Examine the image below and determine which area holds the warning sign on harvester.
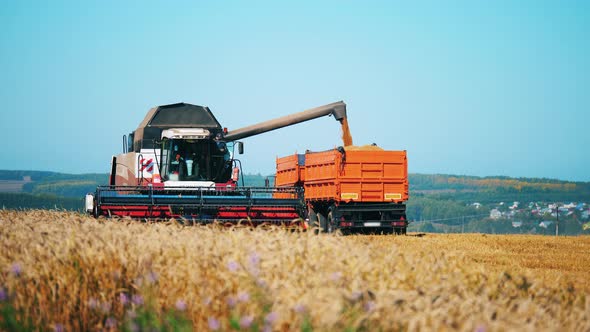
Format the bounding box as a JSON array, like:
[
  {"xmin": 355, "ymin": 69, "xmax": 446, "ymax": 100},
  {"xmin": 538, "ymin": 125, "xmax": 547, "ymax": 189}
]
[{"xmin": 140, "ymin": 158, "xmax": 154, "ymax": 176}]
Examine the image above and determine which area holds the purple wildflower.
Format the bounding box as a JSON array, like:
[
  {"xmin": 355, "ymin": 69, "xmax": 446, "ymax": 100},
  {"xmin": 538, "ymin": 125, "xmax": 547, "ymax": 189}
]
[
  {"xmin": 262, "ymin": 325, "xmax": 272, "ymax": 332},
  {"xmin": 364, "ymin": 300, "xmax": 376, "ymax": 312},
  {"xmin": 264, "ymin": 311, "xmax": 278, "ymax": 324},
  {"xmin": 175, "ymin": 299, "xmax": 187, "ymax": 311},
  {"xmin": 131, "ymin": 294, "xmax": 144, "ymax": 306},
  {"xmin": 0, "ymin": 288, "xmax": 7, "ymax": 302},
  {"xmin": 293, "ymin": 303, "xmax": 306, "ymax": 313},
  {"xmin": 146, "ymin": 271, "xmax": 158, "ymax": 284},
  {"xmin": 248, "ymin": 252, "xmax": 261, "ymax": 267},
  {"xmin": 239, "ymin": 315, "xmax": 254, "ymax": 329},
  {"xmin": 237, "ymin": 291, "xmax": 250, "ymax": 303},
  {"xmin": 10, "ymin": 263, "xmax": 22, "ymax": 277},
  {"xmin": 101, "ymin": 301, "xmax": 112, "ymax": 314},
  {"xmin": 475, "ymin": 325, "xmax": 487, "ymax": 332},
  {"xmin": 226, "ymin": 296, "xmax": 237, "ymax": 308},
  {"xmin": 87, "ymin": 297, "xmax": 99, "ymax": 309},
  {"xmin": 54, "ymin": 323, "xmax": 64, "ymax": 332},
  {"xmin": 119, "ymin": 293, "xmax": 129, "ymax": 306},
  {"xmin": 105, "ymin": 317, "xmax": 117, "ymax": 329},
  {"xmin": 208, "ymin": 317, "xmax": 220, "ymax": 331},
  {"xmin": 256, "ymin": 278, "xmax": 267, "ymax": 288},
  {"xmin": 227, "ymin": 260, "xmax": 239, "ymax": 272}
]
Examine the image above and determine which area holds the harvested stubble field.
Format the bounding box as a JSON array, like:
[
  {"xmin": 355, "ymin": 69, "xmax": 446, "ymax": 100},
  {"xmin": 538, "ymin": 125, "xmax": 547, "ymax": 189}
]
[{"xmin": 1, "ymin": 210, "xmax": 589, "ymax": 331}]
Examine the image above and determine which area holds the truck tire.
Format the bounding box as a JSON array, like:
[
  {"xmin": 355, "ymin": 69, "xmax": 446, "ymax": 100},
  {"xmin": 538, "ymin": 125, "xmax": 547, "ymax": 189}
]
[
  {"xmin": 308, "ymin": 207, "xmax": 319, "ymax": 233},
  {"xmin": 382, "ymin": 228, "xmax": 394, "ymax": 235},
  {"xmin": 317, "ymin": 213, "xmax": 328, "ymax": 233},
  {"xmin": 394, "ymin": 227, "xmax": 407, "ymax": 235},
  {"xmin": 327, "ymin": 212, "xmax": 335, "ymax": 234}
]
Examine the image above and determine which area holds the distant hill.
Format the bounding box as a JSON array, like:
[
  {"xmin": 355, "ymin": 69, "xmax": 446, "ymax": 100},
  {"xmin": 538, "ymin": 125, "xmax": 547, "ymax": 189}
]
[
  {"xmin": 1, "ymin": 170, "xmax": 587, "ymax": 201},
  {"xmin": 409, "ymin": 174, "xmax": 589, "ymax": 204},
  {"xmin": 410, "ymin": 173, "xmax": 580, "ymax": 192},
  {"xmin": 0, "ymin": 170, "xmax": 108, "ymax": 198}
]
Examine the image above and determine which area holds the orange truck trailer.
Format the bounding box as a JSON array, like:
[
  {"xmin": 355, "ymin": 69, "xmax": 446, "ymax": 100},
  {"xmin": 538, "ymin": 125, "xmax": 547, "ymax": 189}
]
[{"xmin": 276, "ymin": 146, "xmax": 409, "ymax": 234}]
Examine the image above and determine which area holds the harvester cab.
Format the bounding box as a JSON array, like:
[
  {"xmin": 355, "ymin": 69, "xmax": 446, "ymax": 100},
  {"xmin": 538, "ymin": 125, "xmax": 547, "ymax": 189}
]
[
  {"xmin": 86, "ymin": 101, "xmax": 347, "ymax": 222},
  {"xmin": 109, "ymin": 103, "xmax": 242, "ymax": 189},
  {"xmin": 158, "ymin": 129, "xmax": 235, "ymax": 185}
]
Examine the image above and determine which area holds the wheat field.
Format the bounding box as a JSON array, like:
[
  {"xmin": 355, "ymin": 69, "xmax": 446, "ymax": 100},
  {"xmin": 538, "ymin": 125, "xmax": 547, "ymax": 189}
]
[{"xmin": 1, "ymin": 210, "xmax": 589, "ymax": 331}]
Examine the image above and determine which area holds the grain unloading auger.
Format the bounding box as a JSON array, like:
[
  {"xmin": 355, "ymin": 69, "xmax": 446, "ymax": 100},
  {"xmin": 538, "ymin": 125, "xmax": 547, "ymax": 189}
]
[{"xmin": 85, "ymin": 101, "xmax": 347, "ymax": 223}]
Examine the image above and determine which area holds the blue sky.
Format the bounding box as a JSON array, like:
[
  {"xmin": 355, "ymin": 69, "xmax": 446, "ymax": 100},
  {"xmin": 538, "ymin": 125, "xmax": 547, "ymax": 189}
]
[{"xmin": 1, "ymin": 1, "xmax": 588, "ymax": 181}]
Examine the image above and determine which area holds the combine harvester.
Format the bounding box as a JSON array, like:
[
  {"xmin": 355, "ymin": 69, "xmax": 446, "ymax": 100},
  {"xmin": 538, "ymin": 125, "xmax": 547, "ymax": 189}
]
[
  {"xmin": 85, "ymin": 102, "xmax": 346, "ymax": 223},
  {"xmin": 85, "ymin": 101, "xmax": 409, "ymax": 233}
]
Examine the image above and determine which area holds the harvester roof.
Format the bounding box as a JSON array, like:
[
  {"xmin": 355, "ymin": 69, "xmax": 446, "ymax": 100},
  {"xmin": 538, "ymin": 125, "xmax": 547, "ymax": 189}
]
[
  {"xmin": 133, "ymin": 103, "xmax": 223, "ymax": 151},
  {"xmin": 138, "ymin": 102, "xmax": 222, "ymax": 129}
]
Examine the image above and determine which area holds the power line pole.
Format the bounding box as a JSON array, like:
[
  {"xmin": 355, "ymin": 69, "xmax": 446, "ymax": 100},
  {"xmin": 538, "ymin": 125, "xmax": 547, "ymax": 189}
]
[
  {"xmin": 555, "ymin": 204, "xmax": 559, "ymax": 237},
  {"xmin": 462, "ymin": 216, "xmax": 465, "ymax": 233}
]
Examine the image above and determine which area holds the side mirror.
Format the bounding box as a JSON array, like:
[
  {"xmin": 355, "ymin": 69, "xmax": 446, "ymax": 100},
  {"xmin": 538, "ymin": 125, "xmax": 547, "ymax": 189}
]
[{"xmin": 237, "ymin": 142, "xmax": 244, "ymax": 154}]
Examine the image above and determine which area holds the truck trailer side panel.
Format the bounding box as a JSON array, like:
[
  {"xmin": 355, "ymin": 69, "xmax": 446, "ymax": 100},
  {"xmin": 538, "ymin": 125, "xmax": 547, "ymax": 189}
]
[{"xmin": 303, "ymin": 149, "xmax": 408, "ymax": 203}]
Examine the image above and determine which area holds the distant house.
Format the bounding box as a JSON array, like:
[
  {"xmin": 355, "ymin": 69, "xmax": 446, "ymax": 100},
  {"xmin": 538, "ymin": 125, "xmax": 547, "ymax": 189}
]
[
  {"xmin": 472, "ymin": 202, "xmax": 482, "ymax": 209},
  {"xmin": 539, "ymin": 221, "xmax": 553, "ymax": 229},
  {"xmin": 490, "ymin": 209, "xmax": 502, "ymax": 220},
  {"xmin": 512, "ymin": 221, "xmax": 523, "ymax": 228},
  {"xmin": 563, "ymin": 203, "xmax": 576, "ymax": 209},
  {"xmin": 540, "ymin": 208, "xmax": 552, "ymax": 215}
]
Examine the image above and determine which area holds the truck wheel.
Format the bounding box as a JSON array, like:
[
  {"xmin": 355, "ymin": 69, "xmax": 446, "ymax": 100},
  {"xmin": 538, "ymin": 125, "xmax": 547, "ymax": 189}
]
[
  {"xmin": 308, "ymin": 207, "xmax": 319, "ymax": 233},
  {"xmin": 382, "ymin": 228, "xmax": 393, "ymax": 235},
  {"xmin": 394, "ymin": 227, "xmax": 407, "ymax": 235},
  {"xmin": 317, "ymin": 213, "xmax": 328, "ymax": 233},
  {"xmin": 327, "ymin": 212, "xmax": 335, "ymax": 234}
]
